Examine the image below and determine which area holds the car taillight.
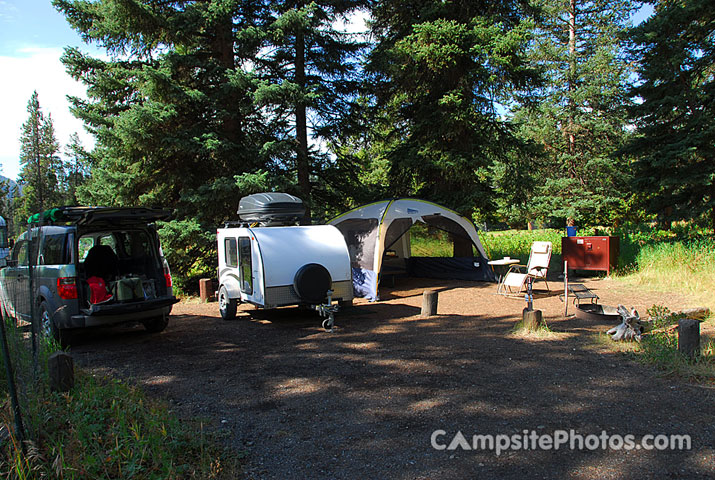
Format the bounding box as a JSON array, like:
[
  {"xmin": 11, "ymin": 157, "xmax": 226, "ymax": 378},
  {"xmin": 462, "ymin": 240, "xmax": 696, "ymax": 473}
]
[
  {"xmin": 57, "ymin": 277, "xmax": 78, "ymax": 300},
  {"xmin": 163, "ymin": 265, "xmax": 173, "ymax": 288}
]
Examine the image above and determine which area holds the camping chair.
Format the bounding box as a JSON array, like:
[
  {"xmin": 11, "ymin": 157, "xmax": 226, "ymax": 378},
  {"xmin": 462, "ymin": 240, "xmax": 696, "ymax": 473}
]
[{"xmin": 498, "ymin": 241, "xmax": 552, "ymax": 296}]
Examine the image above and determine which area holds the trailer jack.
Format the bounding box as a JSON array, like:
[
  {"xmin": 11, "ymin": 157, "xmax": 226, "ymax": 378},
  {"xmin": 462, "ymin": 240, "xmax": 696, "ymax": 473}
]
[{"xmin": 315, "ymin": 290, "xmax": 339, "ymax": 331}]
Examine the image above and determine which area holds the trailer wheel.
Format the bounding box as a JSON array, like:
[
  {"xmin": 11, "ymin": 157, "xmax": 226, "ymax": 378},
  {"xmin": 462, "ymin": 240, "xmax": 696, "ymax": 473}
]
[
  {"xmin": 219, "ymin": 286, "xmax": 237, "ymax": 320},
  {"xmin": 293, "ymin": 263, "xmax": 331, "ymax": 304}
]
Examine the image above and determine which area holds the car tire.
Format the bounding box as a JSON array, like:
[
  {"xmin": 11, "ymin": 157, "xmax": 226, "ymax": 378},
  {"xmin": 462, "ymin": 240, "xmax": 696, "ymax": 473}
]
[
  {"xmin": 40, "ymin": 301, "xmax": 72, "ymax": 349},
  {"xmin": 219, "ymin": 286, "xmax": 237, "ymax": 320},
  {"xmin": 143, "ymin": 314, "xmax": 169, "ymax": 333}
]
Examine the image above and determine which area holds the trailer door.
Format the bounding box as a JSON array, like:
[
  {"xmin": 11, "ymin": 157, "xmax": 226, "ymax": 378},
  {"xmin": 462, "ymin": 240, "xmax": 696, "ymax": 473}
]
[{"xmin": 238, "ymin": 236, "xmax": 253, "ymax": 295}]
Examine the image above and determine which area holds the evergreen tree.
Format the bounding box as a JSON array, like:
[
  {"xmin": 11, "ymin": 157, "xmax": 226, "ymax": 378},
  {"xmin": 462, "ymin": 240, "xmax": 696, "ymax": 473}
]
[
  {"xmin": 64, "ymin": 133, "xmax": 92, "ymax": 205},
  {"xmin": 17, "ymin": 91, "xmax": 64, "ymax": 223},
  {"xmin": 363, "ymin": 0, "xmax": 538, "ymax": 219},
  {"xmin": 252, "ymin": 0, "xmax": 366, "ymax": 220},
  {"xmin": 626, "ymin": 0, "xmax": 715, "ymax": 231},
  {"xmin": 54, "ymin": 0, "xmax": 270, "ymax": 288},
  {"xmin": 509, "ymin": 0, "xmax": 638, "ymax": 227}
]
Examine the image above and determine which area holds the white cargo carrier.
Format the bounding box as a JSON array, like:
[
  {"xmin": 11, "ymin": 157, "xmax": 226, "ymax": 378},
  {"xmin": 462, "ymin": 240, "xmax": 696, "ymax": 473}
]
[{"xmin": 217, "ymin": 193, "xmax": 353, "ymax": 330}]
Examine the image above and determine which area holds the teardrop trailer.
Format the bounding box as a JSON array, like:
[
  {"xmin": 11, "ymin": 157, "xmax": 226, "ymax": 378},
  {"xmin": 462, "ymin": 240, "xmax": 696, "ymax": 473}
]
[{"xmin": 216, "ymin": 193, "xmax": 353, "ymax": 330}]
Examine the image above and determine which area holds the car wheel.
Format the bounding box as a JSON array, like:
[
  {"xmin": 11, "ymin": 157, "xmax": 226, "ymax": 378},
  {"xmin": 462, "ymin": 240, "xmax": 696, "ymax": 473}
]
[
  {"xmin": 219, "ymin": 286, "xmax": 237, "ymax": 320},
  {"xmin": 40, "ymin": 301, "xmax": 72, "ymax": 349},
  {"xmin": 143, "ymin": 314, "xmax": 169, "ymax": 333}
]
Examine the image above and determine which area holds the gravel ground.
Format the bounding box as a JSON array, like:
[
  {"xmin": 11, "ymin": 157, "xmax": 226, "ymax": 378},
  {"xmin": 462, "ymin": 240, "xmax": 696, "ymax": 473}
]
[{"xmin": 71, "ymin": 276, "xmax": 714, "ymax": 479}]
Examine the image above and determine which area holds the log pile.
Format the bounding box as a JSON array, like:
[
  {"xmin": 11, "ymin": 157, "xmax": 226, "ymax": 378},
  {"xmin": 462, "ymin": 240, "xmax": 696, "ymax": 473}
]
[{"xmin": 606, "ymin": 305, "xmax": 644, "ymax": 342}]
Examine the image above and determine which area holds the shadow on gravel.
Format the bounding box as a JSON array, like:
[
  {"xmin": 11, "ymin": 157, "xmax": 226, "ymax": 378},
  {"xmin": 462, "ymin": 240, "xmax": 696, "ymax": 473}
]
[{"xmin": 70, "ymin": 279, "xmax": 715, "ymax": 480}]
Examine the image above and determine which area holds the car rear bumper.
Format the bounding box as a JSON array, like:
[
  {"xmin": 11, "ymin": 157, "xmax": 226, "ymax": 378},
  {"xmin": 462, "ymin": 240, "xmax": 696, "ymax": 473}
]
[{"xmin": 64, "ymin": 297, "xmax": 179, "ymax": 329}]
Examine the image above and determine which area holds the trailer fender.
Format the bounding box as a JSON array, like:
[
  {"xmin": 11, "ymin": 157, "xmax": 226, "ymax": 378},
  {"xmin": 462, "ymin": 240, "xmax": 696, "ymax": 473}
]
[{"xmin": 220, "ymin": 274, "xmax": 242, "ymax": 300}]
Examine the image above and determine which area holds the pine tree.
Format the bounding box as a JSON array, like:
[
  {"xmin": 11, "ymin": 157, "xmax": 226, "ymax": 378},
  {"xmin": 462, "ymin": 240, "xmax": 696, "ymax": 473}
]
[
  {"xmin": 17, "ymin": 91, "xmax": 64, "ymax": 223},
  {"xmin": 64, "ymin": 133, "xmax": 92, "ymax": 205},
  {"xmin": 54, "ymin": 0, "xmax": 269, "ymax": 287},
  {"xmin": 509, "ymin": 0, "xmax": 638, "ymax": 227},
  {"xmin": 363, "ymin": 0, "xmax": 538, "ymax": 218},
  {"xmin": 626, "ymin": 0, "xmax": 715, "ymax": 231},
  {"xmin": 252, "ymin": 0, "xmax": 366, "ymax": 220}
]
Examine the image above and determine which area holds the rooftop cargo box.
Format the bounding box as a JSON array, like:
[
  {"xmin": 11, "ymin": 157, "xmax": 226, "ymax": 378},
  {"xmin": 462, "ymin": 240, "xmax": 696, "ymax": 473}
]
[{"xmin": 238, "ymin": 192, "xmax": 306, "ymax": 226}]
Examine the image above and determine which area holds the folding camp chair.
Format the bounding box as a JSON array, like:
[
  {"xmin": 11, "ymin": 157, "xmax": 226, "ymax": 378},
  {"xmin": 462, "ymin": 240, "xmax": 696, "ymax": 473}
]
[{"xmin": 498, "ymin": 241, "xmax": 552, "ymax": 296}]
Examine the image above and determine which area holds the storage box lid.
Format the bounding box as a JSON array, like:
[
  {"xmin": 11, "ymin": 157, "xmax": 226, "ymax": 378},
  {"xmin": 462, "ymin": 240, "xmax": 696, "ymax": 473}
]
[{"xmin": 238, "ymin": 193, "xmax": 306, "ymax": 225}]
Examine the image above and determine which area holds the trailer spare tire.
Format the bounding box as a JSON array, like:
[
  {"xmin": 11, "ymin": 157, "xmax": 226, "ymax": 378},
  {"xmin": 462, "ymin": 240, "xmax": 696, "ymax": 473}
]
[{"xmin": 293, "ymin": 263, "xmax": 332, "ymax": 304}]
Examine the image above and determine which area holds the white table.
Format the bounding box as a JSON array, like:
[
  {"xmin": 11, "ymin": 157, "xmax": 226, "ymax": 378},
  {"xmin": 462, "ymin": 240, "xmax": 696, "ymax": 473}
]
[{"xmin": 488, "ymin": 257, "xmax": 521, "ymax": 292}]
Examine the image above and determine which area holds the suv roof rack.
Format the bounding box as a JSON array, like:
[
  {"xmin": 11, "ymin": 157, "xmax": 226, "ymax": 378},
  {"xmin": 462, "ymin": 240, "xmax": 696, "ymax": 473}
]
[{"xmin": 28, "ymin": 206, "xmax": 172, "ymax": 226}]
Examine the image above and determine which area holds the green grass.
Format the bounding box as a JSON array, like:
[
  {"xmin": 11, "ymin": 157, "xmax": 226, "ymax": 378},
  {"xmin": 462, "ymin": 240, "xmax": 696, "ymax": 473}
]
[
  {"xmin": 0, "ymin": 321, "xmax": 240, "ymax": 479},
  {"xmin": 635, "ymin": 331, "xmax": 715, "ymax": 382},
  {"xmin": 615, "ymin": 238, "xmax": 715, "ymax": 310},
  {"xmin": 478, "ymin": 229, "xmax": 564, "ymax": 263},
  {"xmin": 592, "ymin": 306, "xmax": 714, "ymax": 382},
  {"xmin": 409, "ymin": 224, "xmax": 565, "ymax": 262}
]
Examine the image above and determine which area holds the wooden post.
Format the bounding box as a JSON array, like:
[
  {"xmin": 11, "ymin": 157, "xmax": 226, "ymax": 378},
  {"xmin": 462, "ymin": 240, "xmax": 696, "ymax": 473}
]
[
  {"xmin": 199, "ymin": 278, "xmax": 212, "ymax": 302},
  {"xmin": 48, "ymin": 351, "xmax": 74, "ymax": 392},
  {"xmin": 522, "ymin": 308, "xmax": 543, "ymax": 331},
  {"xmin": 678, "ymin": 318, "xmax": 700, "ymax": 359},
  {"xmin": 421, "ymin": 290, "xmax": 438, "ymax": 318},
  {"xmin": 564, "ymin": 260, "xmax": 569, "ymax": 317}
]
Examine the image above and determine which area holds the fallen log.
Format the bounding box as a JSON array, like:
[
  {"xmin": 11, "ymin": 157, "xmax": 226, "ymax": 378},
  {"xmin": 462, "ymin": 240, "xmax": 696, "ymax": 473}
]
[{"xmin": 607, "ymin": 305, "xmax": 644, "ymax": 342}]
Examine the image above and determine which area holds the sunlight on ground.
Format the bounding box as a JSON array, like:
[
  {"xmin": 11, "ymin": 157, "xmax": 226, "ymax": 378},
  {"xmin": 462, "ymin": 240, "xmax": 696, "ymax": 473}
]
[
  {"xmin": 510, "ymin": 329, "xmax": 575, "ymax": 341},
  {"xmin": 271, "ymin": 377, "xmax": 331, "ymax": 397}
]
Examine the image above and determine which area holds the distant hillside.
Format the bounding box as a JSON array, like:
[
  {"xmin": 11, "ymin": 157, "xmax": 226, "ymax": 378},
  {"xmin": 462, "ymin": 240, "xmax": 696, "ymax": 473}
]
[{"xmin": 0, "ymin": 176, "xmax": 21, "ymax": 199}]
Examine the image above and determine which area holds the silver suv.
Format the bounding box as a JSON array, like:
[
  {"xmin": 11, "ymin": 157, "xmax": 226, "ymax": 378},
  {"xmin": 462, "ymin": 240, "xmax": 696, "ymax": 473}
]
[{"xmin": 0, "ymin": 207, "xmax": 178, "ymax": 346}]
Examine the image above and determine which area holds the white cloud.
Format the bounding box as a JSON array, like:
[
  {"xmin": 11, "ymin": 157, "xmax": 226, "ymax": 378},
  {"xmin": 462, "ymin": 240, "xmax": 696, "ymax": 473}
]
[
  {"xmin": 0, "ymin": 1, "xmax": 19, "ymax": 22},
  {"xmin": 0, "ymin": 47, "xmax": 95, "ymax": 180}
]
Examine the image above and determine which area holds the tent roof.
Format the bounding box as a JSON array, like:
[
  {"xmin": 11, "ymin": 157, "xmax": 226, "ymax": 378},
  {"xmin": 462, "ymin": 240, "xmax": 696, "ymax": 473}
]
[{"xmin": 329, "ymin": 198, "xmax": 488, "ymax": 258}]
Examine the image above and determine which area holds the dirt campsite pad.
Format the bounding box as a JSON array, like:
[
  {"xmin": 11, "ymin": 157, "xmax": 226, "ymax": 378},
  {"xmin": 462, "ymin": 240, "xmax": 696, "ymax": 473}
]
[{"xmin": 71, "ymin": 277, "xmax": 714, "ymax": 479}]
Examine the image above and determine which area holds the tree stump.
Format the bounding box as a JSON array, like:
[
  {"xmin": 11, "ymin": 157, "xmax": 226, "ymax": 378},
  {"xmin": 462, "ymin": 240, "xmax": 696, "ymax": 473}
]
[
  {"xmin": 421, "ymin": 290, "xmax": 438, "ymax": 318},
  {"xmin": 48, "ymin": 352, "xmax": 74, "ymax": 392},
  {"xmin": 199, "ymin": 278, "xmax": 212, "ymax": 302},
  {"xmin": 522, "ymin": 308, "xmax": 543, "ymax": 331},
  {"xmin": 678, "ymin": 318, "xmax": 700, "ymax": 359}
]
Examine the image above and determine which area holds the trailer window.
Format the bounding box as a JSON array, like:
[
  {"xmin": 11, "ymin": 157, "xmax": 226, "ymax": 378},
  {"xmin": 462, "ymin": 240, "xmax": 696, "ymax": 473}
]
[
  {"xmin": 224, "ymin": 238, "xmax": 238, "ymax": 267},
  {"xmin": 239, "ymin": 237, "xmax": 252, "ymax": 295}
]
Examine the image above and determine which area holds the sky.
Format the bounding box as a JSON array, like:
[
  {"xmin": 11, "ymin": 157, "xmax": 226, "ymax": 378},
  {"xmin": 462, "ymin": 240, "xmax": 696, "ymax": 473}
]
[{"xmin": 0, "ymin": 1, "xmax": 655, "ymax": 182}]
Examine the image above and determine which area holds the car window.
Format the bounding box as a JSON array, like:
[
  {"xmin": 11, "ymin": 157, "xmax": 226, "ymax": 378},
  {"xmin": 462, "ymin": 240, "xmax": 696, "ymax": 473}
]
[
  {"xmin": 99, "ymin": 234, "xmax": 117, "ymax": 251},
  {"xmin": 11, "ymin": 240, "xmax": 28, "ymax": 266},
  {"xmin": 41, "ymin": 234, "xmax": 68, "ymax": 265},
  {"xmin": 0, "ymin": 225, "xmax": 7, "ymax": 249},
  {"xmin": 78, "ymin": 237, "xmax": 94, "ymax": 260},
  {"xmin": 117, "ymin": 230, "xmax": 154, "ymax": 258},
  {"xmin": 79, "ymin": 230, "xmax": 157, "ymax": 265}
]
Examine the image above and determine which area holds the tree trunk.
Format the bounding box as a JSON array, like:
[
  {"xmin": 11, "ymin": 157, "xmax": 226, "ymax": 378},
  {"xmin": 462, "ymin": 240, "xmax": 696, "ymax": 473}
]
[
  {"xmin": 452, "ymin": 235, "xmax": 473, "ymax": 257},
  {"xmin": 33, "ymin": 117, "xmax": 43, "ymax": 211},
  {"xmin": 214, "ymin": 15, "xmax": 242, "ymax": 152},
  {"xmin": 295, "ymin": 29, "xmax": 312, "ymax": 222},
  {"xmin": 567, "ymin": 0, "xmax": 577, "ymax": 179}
]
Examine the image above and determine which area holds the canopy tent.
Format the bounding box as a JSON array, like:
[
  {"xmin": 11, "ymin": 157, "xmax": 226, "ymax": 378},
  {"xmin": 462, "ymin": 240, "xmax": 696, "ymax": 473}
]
[{"xmin": 329, "ymin": 199, "xmax": 495, "ymax": 301}]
